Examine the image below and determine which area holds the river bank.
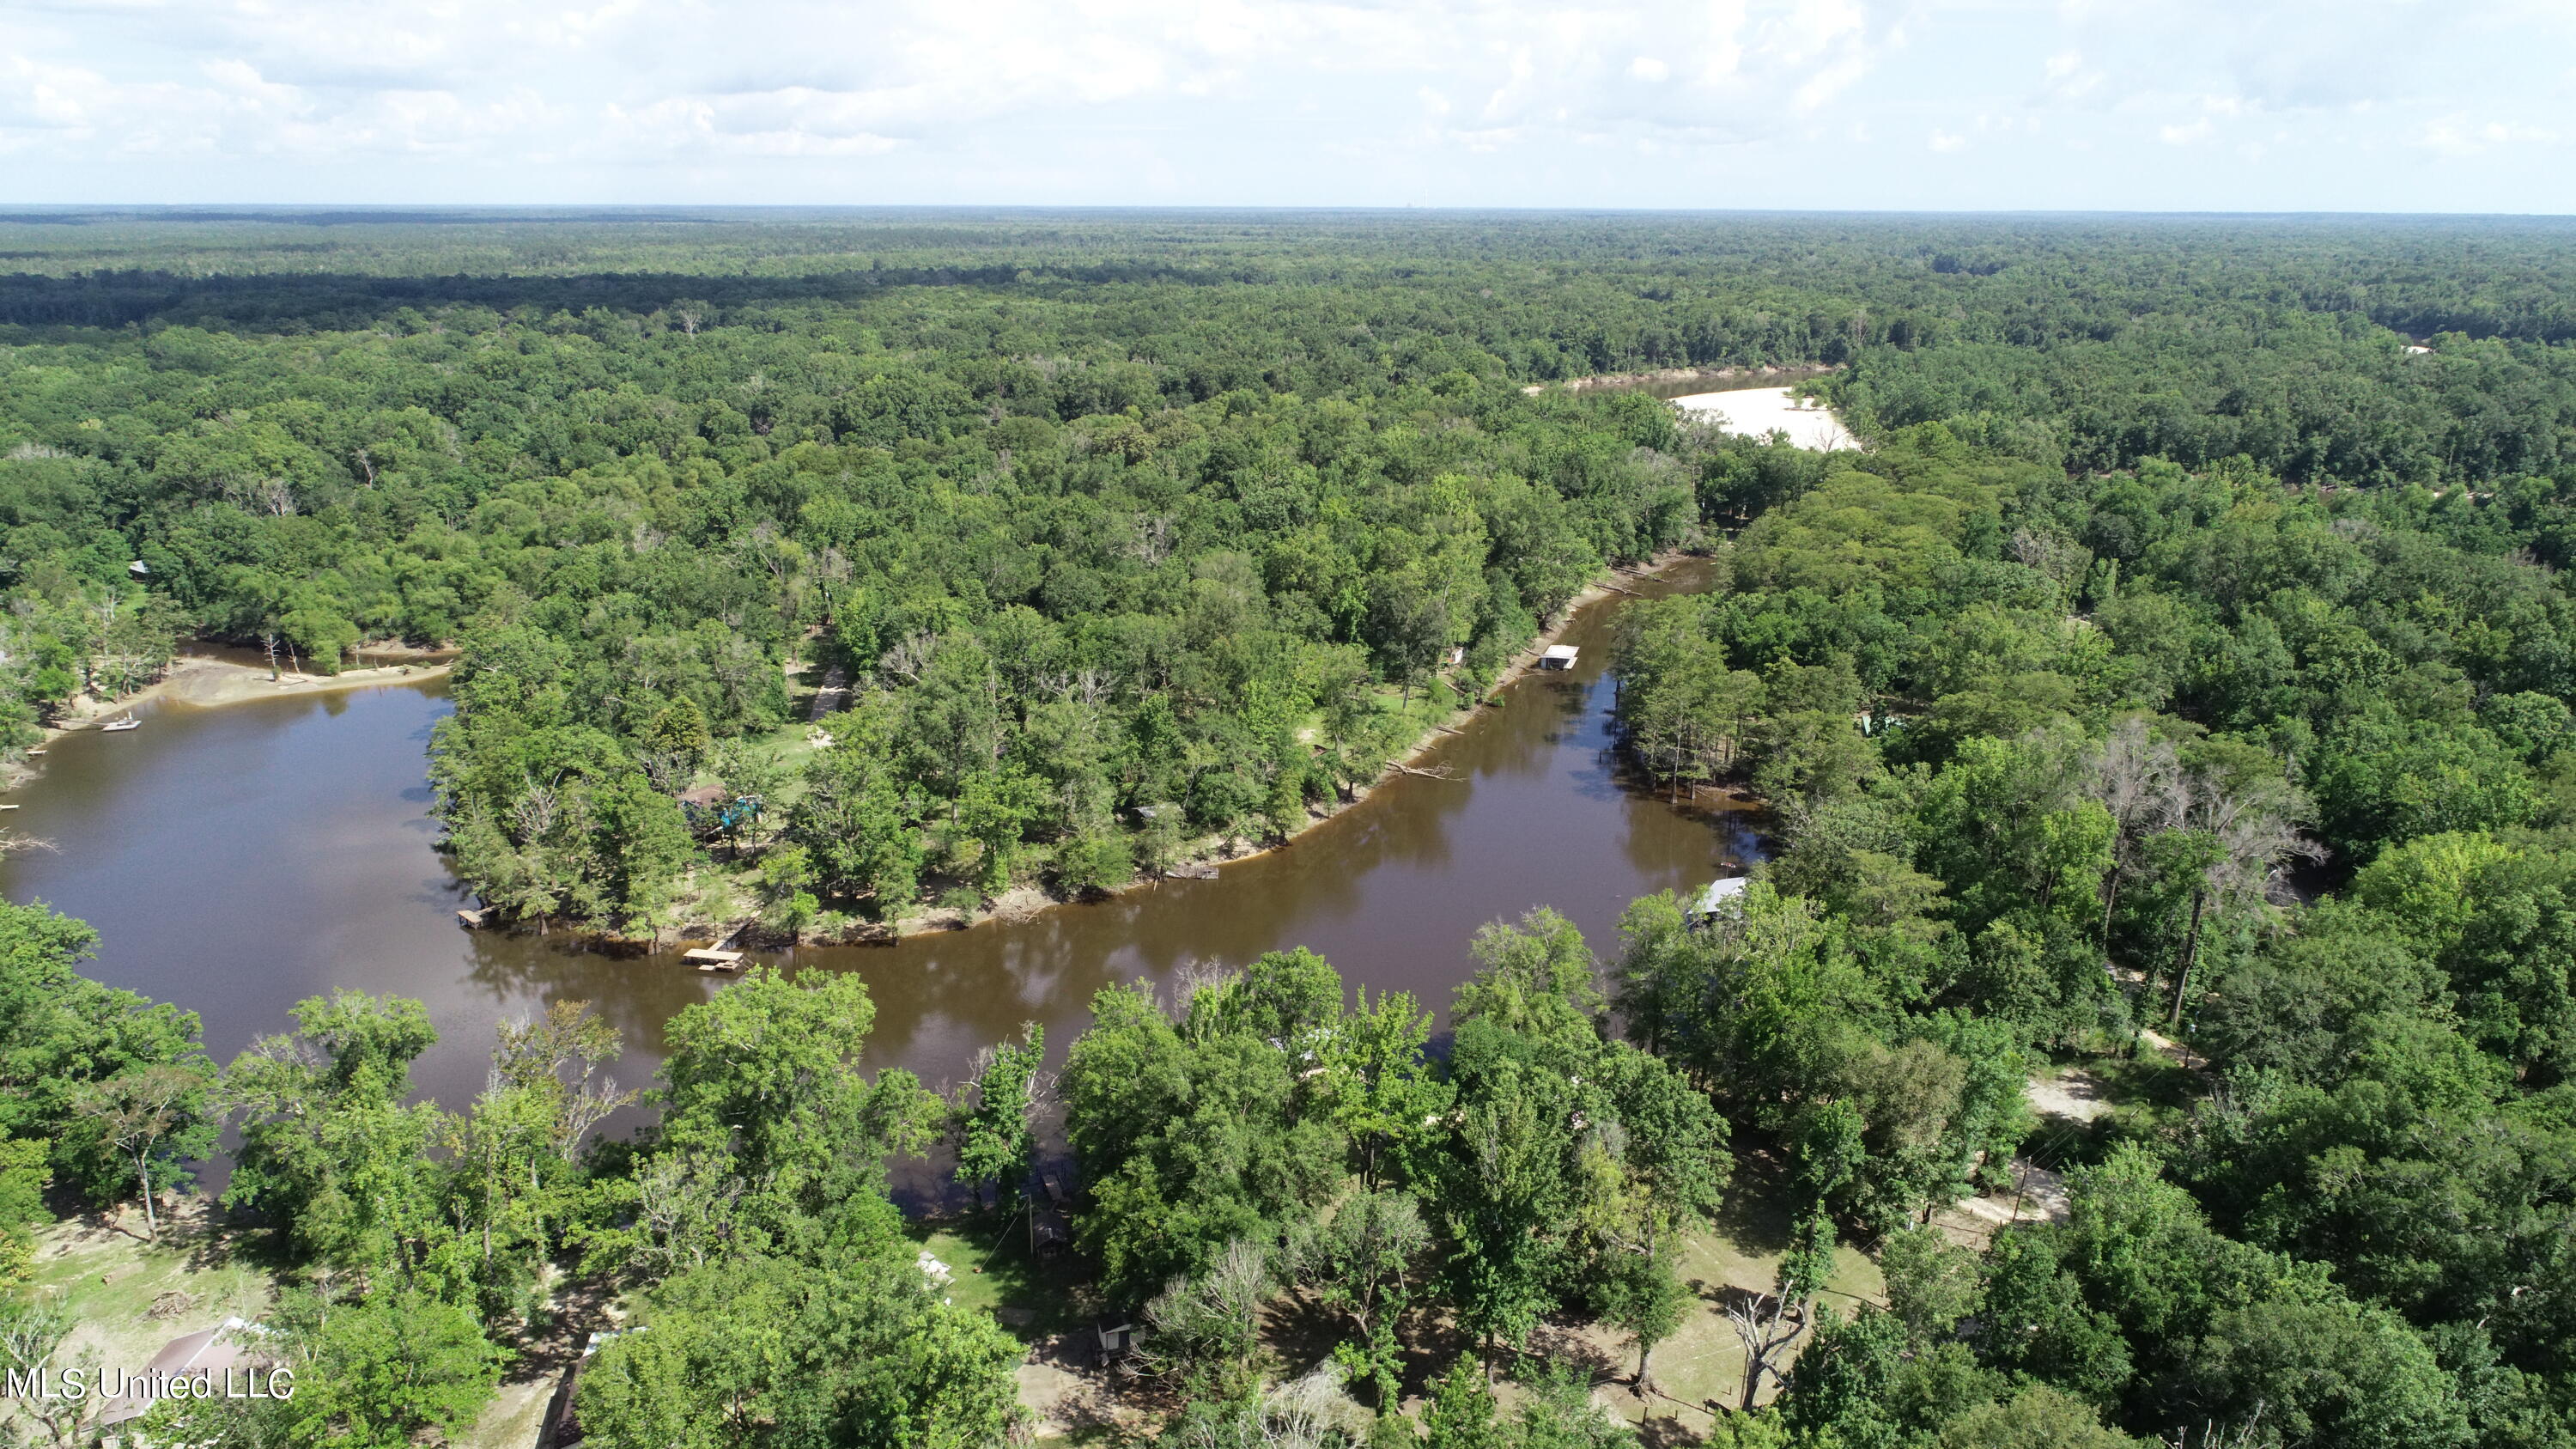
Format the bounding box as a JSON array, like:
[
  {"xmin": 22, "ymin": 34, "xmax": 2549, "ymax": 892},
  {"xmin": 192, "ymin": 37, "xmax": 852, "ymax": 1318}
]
[
  {"xmin": 791, "ymin": 549, "xmax": 1710, "ymax": 947},
  {"xmin": 597, "ymin": 549, "xmax": 1706, "ymax": 951},
  {"xmin": 0, "ymin": 562, "xmax": 1759, "ymax": 1207},
  {"xmin": 72, "ymin": 656, "xmax": 450, "ymax": 722},
  {"xmin": 6, "ymin": 656, "xmax": 454, "ymax": 792}
]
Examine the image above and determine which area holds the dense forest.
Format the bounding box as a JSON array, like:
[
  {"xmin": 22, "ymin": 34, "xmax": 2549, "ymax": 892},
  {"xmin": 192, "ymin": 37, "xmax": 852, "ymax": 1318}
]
[
  {"xmin": 3, "ymin": 211, "xmax": 2574, "ymax": 932},
  {"xmin": 3, "ymin": 211, "xmax": 2576, "ymax": 1447}
]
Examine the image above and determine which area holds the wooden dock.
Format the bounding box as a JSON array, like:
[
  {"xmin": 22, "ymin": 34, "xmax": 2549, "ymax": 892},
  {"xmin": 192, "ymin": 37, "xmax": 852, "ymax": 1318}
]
[
  {"xmin": 684, "ymin": 947, "xmax": 746, "ymax": 972},
  {"xmin": 456, "ymin": 908, "xmax": 487, "ymax": 928}
]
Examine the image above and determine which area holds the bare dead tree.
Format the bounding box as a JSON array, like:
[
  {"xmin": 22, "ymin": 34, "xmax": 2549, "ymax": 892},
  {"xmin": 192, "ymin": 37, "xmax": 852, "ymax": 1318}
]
[
  {"xmin": 878, "ymin": 631, "xmax": 939, "ymax": 685},
  {"xmin": 1728, "ymin": 1209, "xmax": 1838, "ymax": 1409},
  {"xmin": 2087, "ymin": 719, "xmax": 2186, "ymax": 947},
  {"xmin": 493, "ymin": 1000, "xmax": 637, "ymax": 1164},
  {"xmin": 1169, "ymin": 960, "xmax": 1242, "ymax": 1025},
  {"xmin": 2166, "ymin": 770, "xmax": 2323, "ymax": 1027}
]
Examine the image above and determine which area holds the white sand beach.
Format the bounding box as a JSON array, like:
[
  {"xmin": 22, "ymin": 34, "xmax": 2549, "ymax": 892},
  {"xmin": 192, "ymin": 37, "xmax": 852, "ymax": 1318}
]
[{"xmin": 1672, "ymin": 386, "xmax": 1856, "ymax": 451}]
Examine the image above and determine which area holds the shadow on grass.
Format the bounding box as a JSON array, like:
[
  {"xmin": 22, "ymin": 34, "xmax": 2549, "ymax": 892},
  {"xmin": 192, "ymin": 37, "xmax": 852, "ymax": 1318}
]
[
  {"xmin": 2082, "ymin": 1049, "xmax": 2202, "ymax": 1113},
  {"xmin": 1710, "ymin": 1151, "xmax": 1798, "ymax": 1259},
  {"xmin": 906, "ymin": 1207, "xmax": 1091, "ymax": 1341}
]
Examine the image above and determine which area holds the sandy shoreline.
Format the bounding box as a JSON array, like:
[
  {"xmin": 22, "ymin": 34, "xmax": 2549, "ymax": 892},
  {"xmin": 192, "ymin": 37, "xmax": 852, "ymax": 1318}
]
[
  {"xmin": 42, "ymin": 656, "xmax": 454, "ymax": 738},
  {"xmin": 2, "ymin": 655, "xmax": 451, "ymax": 793}
]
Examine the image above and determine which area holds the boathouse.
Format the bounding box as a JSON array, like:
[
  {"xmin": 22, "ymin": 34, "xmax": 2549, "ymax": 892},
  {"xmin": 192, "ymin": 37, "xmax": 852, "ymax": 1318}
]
[{"xmin": 1539, "ymin": 644, "xmax": 1579, "ymax": 670}]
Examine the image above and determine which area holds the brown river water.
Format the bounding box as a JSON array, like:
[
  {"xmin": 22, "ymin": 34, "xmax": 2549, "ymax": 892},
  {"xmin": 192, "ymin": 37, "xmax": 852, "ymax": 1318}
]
[{"xmin": 2, "ymin": 560, "xmax": 1757, "ymax": 1202}]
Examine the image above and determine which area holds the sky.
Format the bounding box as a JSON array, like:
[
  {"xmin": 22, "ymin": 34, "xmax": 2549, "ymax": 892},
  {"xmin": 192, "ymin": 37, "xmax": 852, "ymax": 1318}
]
[{"xmin": 1, "ymin": 0, "xmax": 2570, "ymax": 212}]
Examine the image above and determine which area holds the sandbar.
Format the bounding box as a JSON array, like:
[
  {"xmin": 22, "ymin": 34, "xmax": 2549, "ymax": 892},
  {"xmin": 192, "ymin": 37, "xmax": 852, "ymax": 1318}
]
[
  {"xmin": 1672, "ymin": 386, "xmax": 1856, "ymax": 450},
  {"xmin": 51, "ymin": 657, "xmax": 452, "ymax": 731}
]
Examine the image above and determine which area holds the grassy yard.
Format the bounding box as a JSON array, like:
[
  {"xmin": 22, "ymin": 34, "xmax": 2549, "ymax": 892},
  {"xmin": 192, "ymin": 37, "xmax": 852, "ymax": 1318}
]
[
  {"xmin": 25, "ymin": 1206, "xmax": 275, "ymax": 1372},
  {"xmin": 1533, "ymin": 1156, "xmax": 1884, "ymax": 1432},
  {"xmin": 905, "ymin": 1209, "xmax": 1092, "ymax": 1341}
]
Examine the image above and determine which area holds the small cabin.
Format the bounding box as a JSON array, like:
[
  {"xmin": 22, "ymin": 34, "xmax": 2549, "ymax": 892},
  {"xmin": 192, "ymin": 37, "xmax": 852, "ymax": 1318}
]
[
  {"xmin": 101, "ymin": 1318, "xmax": 260, "ymax": 1428},
  {"xmin": 677, "ymin": 786, "xmax": 761, "ymax": 836},
  {"xmin": 1686, "ymin": 876, "xmax": 1751, "ymax": 929},
  {"xmin": 1538, "ymin": 644, "xmax": 1579, "ymax": 670}
]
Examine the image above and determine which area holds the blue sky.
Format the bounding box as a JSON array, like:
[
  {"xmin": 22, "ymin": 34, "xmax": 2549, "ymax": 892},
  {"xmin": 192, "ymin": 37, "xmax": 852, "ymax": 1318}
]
[{"xmin": 2, "ymin": 0, "xmax": 2569, "ymax": 210}]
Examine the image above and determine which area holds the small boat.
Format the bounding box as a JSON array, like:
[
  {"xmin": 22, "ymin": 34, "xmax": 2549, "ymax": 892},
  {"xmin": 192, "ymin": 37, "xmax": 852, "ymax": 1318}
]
[
  {"xmin": 102, "ymin": 716, "xmax": 141, "ymax": 733},
  {"xmin": 24, "ymin": 748, "xmax": 44, "ymax": 756}
]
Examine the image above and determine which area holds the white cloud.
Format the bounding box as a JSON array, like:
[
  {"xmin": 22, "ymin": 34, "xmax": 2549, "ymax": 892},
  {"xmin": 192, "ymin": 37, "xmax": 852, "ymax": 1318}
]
[
  {"xmin": 0, "ymin": 0, "xmax": 2569, "ymax": 206},
  {"xmin": 2418, "ymin": 114, "xmax": 2563, "ymax": 156}
]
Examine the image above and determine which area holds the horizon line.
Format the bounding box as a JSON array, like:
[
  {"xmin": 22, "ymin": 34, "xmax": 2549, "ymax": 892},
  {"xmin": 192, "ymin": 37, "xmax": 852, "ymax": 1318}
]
[{"xmin": 3, "ymin": 204, "xmax": 2575, "ymax": 223}]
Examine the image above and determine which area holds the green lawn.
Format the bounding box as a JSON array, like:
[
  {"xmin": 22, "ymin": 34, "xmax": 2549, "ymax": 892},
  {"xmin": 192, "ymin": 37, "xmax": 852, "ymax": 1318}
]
[
  {"xmin": 905, "ymin": 1209, "xmax": 1092, "ymax": 1342},
  {"xmin": 24, "ymin": 1206, "xmax": 276, "ymax": 1380}
]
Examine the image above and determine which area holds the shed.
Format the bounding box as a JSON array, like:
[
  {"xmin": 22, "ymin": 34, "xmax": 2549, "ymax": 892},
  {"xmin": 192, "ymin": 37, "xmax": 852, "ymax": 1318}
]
[
  {"xmin": 1538, "ymin": 644, "xmax": 1579, "ymax": 670},
  {"xmin": 128, "ymin": 559, "xmax": 150, "ymax": 577},
  {"xmin": 1097, "ymin": 1318, "xmax": 1145, "ymax": 1364},
  {"xmin": 676, "ymin": 784, "xmax": 728, "ymax": 810},
  {"xmin": 1034, "ymin": 1204, "xmax": 1071, "ymax": 1257}
]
